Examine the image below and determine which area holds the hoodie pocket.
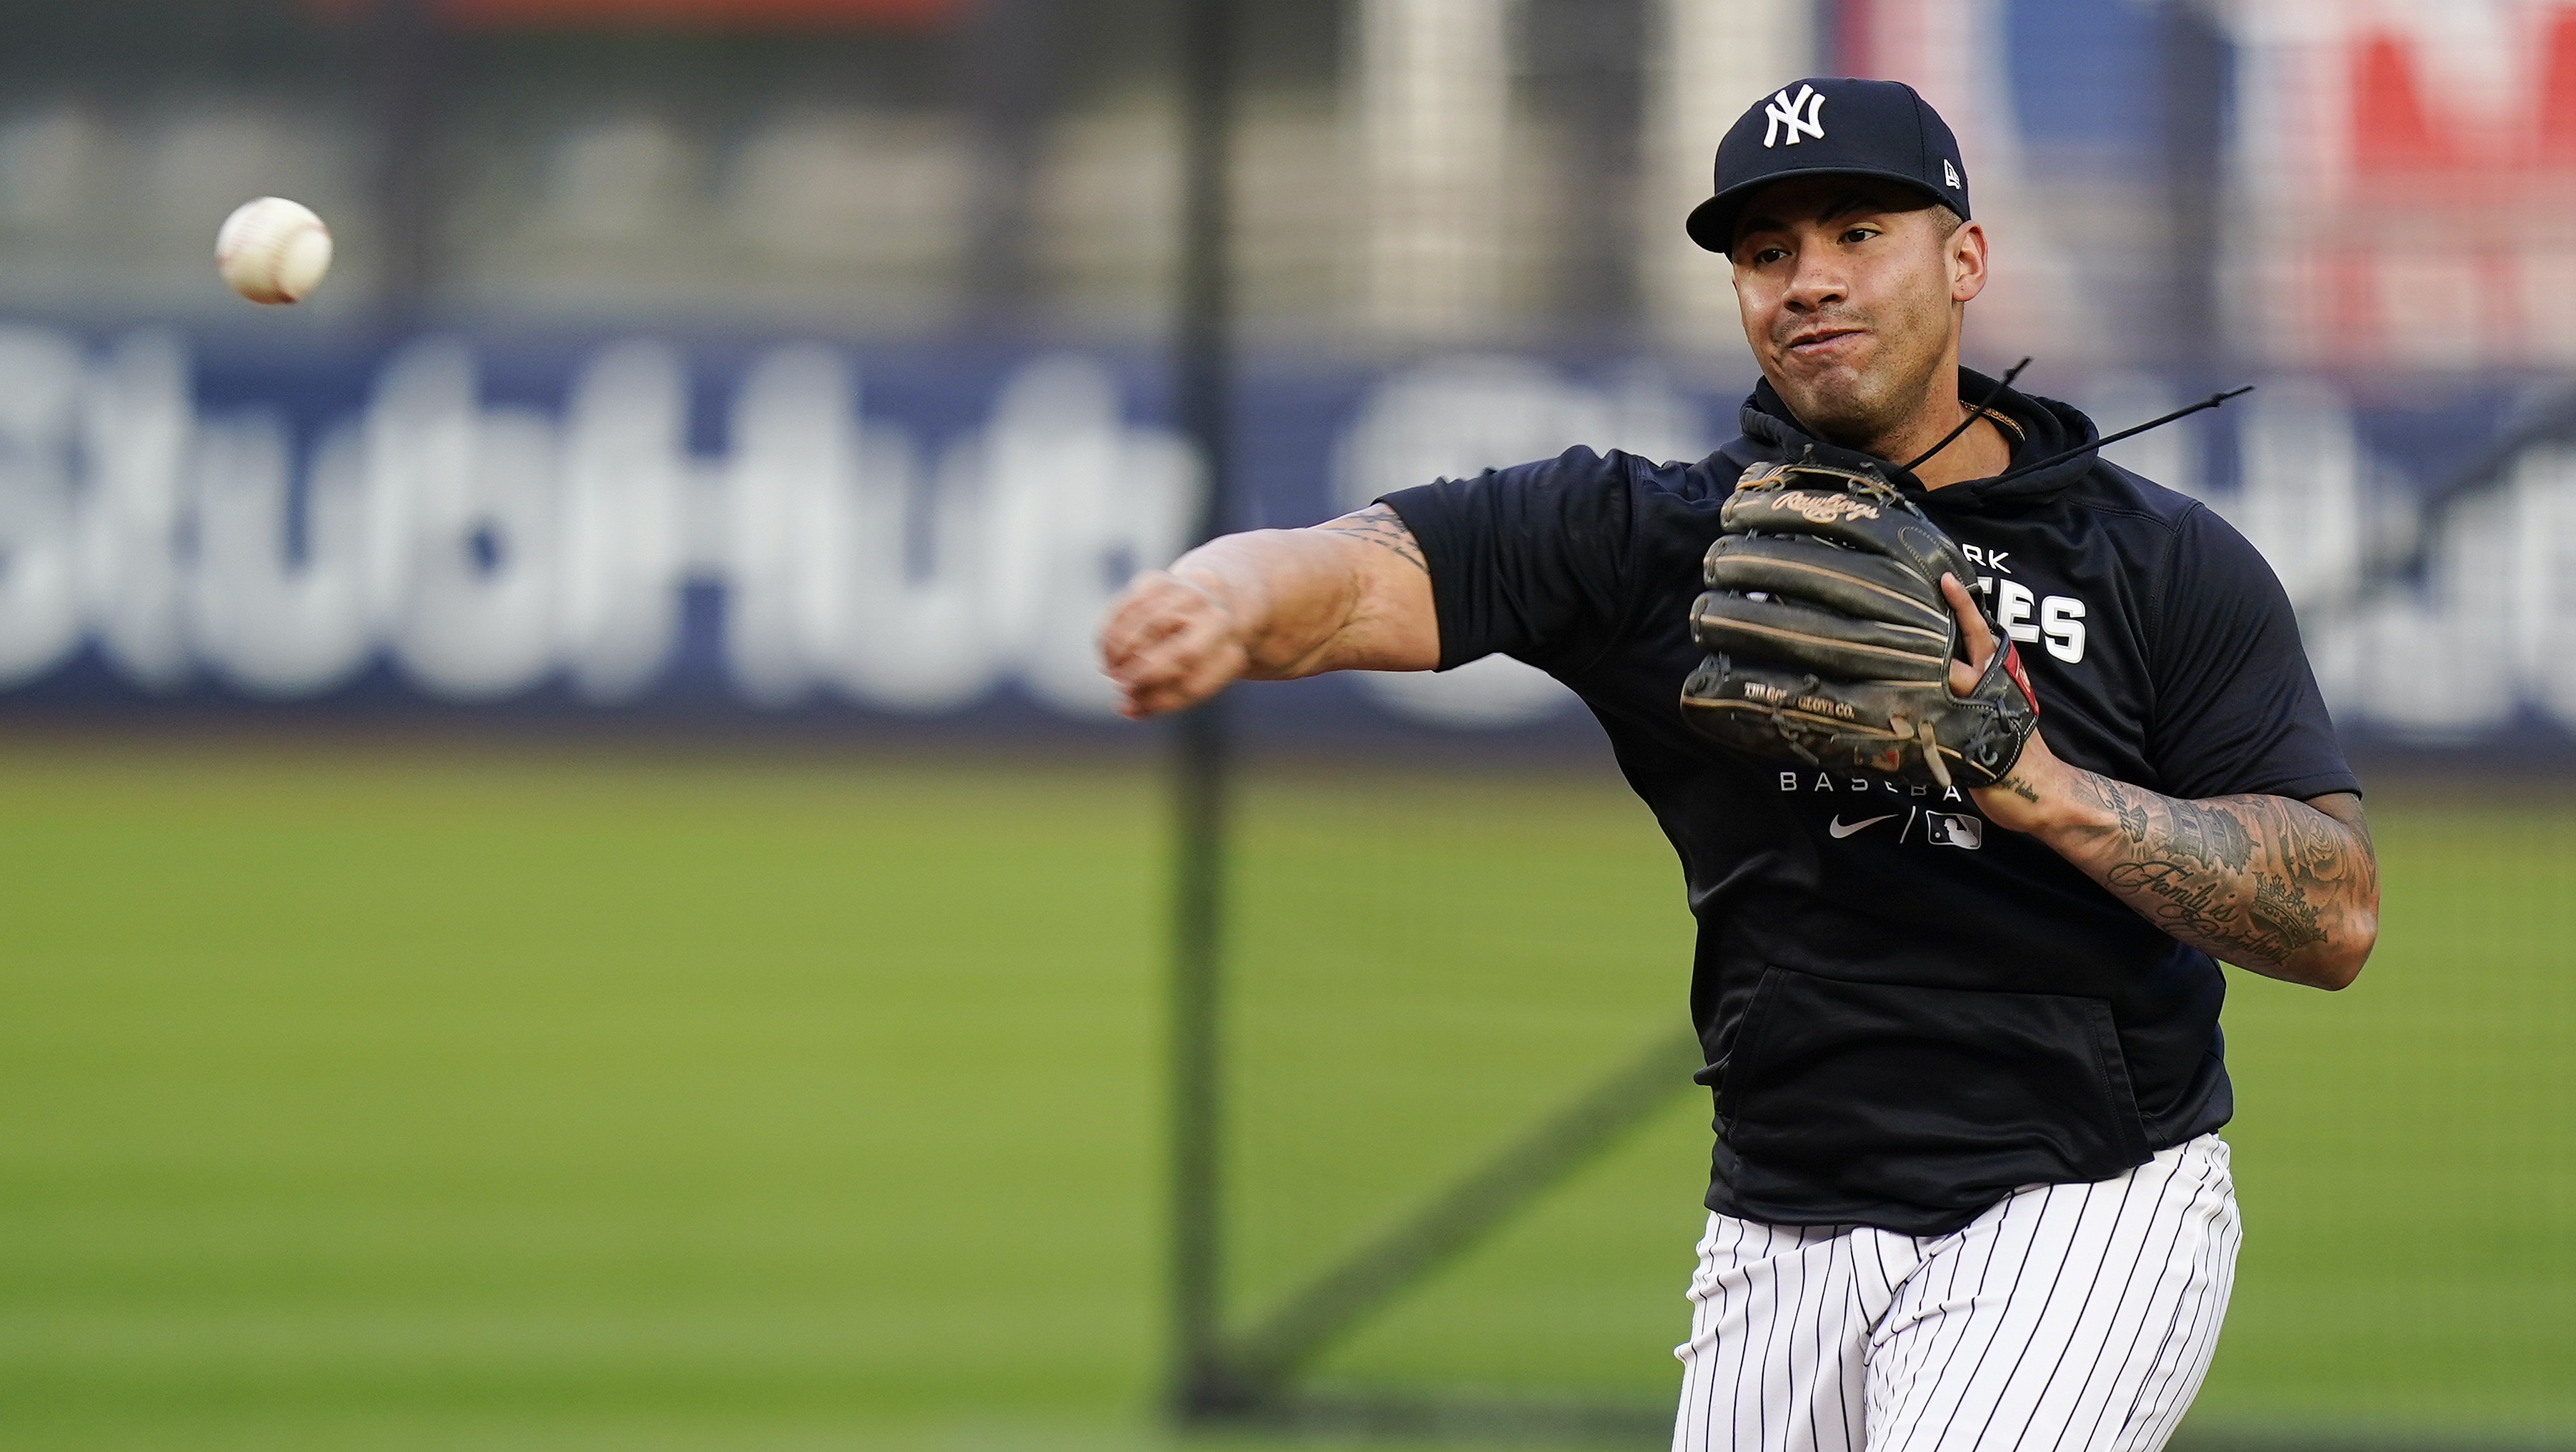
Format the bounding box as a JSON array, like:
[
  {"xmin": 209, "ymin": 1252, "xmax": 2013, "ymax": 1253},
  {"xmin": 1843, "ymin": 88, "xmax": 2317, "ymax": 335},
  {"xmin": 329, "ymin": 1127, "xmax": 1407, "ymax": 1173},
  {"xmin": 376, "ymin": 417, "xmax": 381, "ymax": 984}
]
[{"xmin": 1714, "ymin": 966, "xmax": 2154, "ymax": 1218}]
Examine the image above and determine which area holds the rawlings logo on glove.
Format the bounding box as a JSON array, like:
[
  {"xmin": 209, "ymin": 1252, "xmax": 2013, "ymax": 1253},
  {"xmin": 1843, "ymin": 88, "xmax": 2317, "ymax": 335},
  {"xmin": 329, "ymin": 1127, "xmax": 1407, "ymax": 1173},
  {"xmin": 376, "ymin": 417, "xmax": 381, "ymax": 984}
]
[
  {"xmin": 1766, "ymin": 491, "xmax": 1884, "ymax": 526},
  {"xmin": 1677, "ymin": 456, "xmax": 2040, "ymax": 790}
]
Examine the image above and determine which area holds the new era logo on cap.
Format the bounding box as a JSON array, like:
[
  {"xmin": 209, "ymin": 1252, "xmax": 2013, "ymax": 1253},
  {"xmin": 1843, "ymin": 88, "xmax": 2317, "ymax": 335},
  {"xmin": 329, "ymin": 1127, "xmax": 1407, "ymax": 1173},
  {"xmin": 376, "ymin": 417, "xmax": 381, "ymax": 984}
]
[{"xmin": 1687, "ymin": 77, "xmax": 1973, "ymax": 254}]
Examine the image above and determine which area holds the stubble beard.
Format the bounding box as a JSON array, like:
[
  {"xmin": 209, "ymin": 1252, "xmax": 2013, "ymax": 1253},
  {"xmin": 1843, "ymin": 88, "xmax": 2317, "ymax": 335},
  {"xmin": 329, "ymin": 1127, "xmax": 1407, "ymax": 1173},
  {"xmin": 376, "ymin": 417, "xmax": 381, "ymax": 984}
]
[{"xmin": 1772, "ymin": 329, "xmax": 1945, "ymax": 461}]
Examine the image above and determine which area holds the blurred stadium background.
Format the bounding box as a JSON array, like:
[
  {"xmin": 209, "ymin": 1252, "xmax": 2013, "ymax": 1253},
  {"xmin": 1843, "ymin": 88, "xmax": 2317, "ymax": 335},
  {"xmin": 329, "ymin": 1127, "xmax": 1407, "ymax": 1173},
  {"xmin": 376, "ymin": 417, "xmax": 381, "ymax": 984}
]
[{"xmin": 0, "ymin": 1, "xmax": 2568, "ymax": 1451}]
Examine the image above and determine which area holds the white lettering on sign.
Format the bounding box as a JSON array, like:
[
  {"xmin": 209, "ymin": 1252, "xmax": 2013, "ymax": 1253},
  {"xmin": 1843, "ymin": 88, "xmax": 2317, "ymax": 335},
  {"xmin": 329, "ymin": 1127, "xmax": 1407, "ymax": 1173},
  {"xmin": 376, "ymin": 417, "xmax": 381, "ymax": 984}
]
[{"xmin": 0, "ymin": 328, "xmax": 1204, "ymax": 717}]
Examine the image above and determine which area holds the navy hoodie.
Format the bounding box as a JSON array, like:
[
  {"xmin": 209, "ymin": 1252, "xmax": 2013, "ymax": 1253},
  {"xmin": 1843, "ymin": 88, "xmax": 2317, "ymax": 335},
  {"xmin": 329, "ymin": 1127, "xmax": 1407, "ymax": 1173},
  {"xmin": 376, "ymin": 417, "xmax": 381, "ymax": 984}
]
[{"xmin": 1380, "ymin": 369, "xmax": 2358, "ymax": 1234}]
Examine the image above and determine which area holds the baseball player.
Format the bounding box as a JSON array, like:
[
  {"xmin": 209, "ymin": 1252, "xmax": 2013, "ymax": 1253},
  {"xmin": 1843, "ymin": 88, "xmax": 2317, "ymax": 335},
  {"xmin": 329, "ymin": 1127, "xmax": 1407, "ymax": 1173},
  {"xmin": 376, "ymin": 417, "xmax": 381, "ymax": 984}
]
[{"xmin": 1097, "ymin": 77, "xmax": 2377, "ymax": 1452}]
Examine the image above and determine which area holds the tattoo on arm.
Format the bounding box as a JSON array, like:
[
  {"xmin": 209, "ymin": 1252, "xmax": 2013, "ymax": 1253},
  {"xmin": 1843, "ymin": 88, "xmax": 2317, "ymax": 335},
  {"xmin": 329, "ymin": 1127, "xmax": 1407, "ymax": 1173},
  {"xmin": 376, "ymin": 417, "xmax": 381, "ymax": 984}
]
[
  {"xmin": 1317, "ymin": 504, "xmax": 1429, "ymax": 574},
  {"xmin": 2062, "ymin": 774, "xmax": 2372, "ymax": 981},
  {"xmin": 2075, "ymin": 773, "xmax": 2252, "ymax": 871}
]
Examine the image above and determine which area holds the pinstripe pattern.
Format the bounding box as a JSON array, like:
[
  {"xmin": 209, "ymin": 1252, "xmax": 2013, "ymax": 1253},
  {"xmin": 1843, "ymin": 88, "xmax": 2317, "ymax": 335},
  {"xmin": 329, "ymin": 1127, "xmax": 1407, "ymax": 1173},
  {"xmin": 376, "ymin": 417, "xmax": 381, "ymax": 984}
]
[{"xmin": 1671, "ymin": 1136, "xmax": 2240, "ymax": 1452}]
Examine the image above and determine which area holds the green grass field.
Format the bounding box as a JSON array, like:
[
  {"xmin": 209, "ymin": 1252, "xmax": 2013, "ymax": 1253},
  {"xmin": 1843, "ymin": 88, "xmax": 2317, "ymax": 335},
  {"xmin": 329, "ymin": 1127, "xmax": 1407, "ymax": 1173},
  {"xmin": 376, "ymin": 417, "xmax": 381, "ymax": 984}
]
[{"xmin": 0, "ymin": 733, "xmax": 2565, "ymax": 1452}]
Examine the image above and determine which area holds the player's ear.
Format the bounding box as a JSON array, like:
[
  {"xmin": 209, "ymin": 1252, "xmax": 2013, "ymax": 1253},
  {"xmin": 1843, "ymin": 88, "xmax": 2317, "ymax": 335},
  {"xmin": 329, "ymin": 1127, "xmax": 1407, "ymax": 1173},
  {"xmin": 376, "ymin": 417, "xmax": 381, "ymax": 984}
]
[{"xmin": 1947, "ymin": 219, "xmax": 1988, "ymax": 304}]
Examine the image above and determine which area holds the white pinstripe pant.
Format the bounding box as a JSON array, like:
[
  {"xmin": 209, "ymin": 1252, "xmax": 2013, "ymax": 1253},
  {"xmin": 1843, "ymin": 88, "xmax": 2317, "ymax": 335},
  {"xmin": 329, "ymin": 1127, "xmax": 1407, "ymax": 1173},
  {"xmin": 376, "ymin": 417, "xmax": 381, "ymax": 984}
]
[{"xmin": 1672, "ymin": 1135, "xmax": 2240, "ymax": 1452}]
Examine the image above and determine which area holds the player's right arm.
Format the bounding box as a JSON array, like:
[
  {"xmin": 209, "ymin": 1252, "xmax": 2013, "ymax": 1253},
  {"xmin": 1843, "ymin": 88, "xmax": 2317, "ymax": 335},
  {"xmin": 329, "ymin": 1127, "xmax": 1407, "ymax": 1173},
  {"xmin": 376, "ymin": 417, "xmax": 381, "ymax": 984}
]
[{"xmin": 1097, "ymin": 504, "xmax": 1439, "ymax": 719}]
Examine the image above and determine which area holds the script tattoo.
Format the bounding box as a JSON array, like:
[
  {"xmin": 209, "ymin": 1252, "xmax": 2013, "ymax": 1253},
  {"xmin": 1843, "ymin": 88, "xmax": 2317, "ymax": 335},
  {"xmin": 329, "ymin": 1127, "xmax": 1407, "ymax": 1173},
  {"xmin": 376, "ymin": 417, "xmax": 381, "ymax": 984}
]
[
  {"xmin": 2105, "ymin": 861, "xmax": 2236, "ymax": 941},
  {"xmin": 1317, "ymin": 504, "xmax": 1429, "ymax": 574},
  {"xmin": 2066, "ymin": 773, "xmax": 2370, "ymax": 978}
]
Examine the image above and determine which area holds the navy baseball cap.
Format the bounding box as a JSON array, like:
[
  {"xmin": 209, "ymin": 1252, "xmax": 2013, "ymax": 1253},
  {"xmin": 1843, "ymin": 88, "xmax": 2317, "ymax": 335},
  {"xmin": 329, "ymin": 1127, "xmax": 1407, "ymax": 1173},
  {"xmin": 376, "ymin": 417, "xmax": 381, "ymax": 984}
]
[{"xmin": 1685, "ymin": 78, "xmax": 1971, "ymax": 255}]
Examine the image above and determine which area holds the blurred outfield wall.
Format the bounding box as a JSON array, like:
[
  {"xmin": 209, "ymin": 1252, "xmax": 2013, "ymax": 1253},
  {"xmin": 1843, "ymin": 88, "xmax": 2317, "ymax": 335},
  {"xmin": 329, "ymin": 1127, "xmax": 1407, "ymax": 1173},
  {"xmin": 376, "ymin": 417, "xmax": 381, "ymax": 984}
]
[
  {"xmin": 3, "ymin": 329, "xmax": 2576, "ymax": 747},
  {"xmin": 0, "ymin": 0, "xmax": 2570, "ymax": 751}
]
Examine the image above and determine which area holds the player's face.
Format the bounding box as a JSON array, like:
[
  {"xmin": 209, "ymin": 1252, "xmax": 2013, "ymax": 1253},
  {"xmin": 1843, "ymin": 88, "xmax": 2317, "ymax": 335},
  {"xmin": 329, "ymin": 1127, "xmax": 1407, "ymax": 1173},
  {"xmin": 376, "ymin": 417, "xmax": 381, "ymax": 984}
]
[{"xmin": 1729, "ymin": 179, "xmax": 1987, "ymax": 451}]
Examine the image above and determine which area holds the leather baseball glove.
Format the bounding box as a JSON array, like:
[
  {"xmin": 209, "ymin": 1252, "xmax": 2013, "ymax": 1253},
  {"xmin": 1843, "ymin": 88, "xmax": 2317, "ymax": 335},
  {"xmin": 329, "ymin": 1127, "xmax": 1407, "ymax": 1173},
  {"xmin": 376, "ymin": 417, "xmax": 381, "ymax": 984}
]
[{"xmin": 1677, "ymin": 456, "xmax": 2040, "ymax": 789}]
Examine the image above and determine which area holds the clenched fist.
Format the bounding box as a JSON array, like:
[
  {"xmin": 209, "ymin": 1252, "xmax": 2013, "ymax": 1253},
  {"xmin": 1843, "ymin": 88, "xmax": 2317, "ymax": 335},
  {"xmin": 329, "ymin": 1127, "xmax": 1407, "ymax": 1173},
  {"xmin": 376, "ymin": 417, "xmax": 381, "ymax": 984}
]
[
  {"xmin": 1098, "ymin": 569, "xmax": 1251, "ymax": 719},
  {"xmin": 1094, "ymin": 511, "xmax": 1442, "ymax": 720}
]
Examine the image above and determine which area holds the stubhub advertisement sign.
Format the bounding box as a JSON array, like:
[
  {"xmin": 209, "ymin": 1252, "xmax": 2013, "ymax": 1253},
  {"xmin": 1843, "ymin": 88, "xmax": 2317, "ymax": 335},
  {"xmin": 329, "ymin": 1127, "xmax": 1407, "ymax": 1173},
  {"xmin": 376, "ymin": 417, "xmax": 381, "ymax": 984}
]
[
  {"xmin": 0, "ymin": 327, "xmax": 1712, "ymax": 737},
  {"xmin": 3, "ymin": 330, "xmax": 1212, "ymax": 724},
  {"xmin": 1, "ymin": 322, "xmax": 2573, "ymax": 748}
]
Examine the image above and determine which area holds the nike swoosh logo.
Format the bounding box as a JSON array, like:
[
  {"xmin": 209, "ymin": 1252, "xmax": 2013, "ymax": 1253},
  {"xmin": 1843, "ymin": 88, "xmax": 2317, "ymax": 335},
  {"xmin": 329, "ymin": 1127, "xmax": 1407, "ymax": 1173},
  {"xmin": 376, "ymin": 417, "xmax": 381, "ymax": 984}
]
[{"xmin": 1828, "ymin": 813, "xmax": 1899, "ymax": 839}]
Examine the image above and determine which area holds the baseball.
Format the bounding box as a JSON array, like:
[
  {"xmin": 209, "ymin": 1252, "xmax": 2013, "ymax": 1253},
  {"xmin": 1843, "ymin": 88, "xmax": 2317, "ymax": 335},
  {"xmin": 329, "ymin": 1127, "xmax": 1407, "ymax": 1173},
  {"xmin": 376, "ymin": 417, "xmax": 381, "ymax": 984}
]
[{"xmin": 216, "ymin": 197, "xmax": 333, "ymax": 306}]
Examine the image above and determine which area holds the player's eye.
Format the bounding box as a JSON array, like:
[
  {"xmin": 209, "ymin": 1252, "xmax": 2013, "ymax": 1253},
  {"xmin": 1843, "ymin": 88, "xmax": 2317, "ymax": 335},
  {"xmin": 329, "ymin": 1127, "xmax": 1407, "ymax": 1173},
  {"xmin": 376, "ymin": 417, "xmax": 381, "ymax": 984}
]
[
  {"xmin": 1749, "ymin": 246, "xmax": 1789, "ymax": 265},
  {"xmin": 1842, "ymin": 226, "xmax": 1878, "ymax": 245}
]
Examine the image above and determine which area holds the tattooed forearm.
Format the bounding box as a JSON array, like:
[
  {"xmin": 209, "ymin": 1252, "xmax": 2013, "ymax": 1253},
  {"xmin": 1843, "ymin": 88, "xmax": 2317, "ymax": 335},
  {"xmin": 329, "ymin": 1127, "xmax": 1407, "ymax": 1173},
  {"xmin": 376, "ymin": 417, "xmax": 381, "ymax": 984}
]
[
  {"xmin": 1992, "ymin": 773, "xmax": 2040, "ymax": 804},
  {"xmin": 1317, "ymin": 504, "xmax": 1429, "ymax": 573},
  {"xmin": 2043, "ymin": 774, "xmax": 2375, "ymax": 988},
  {"xmin": 2074, "ymin": 773, "xmax": 2252, "ymax": 872}
]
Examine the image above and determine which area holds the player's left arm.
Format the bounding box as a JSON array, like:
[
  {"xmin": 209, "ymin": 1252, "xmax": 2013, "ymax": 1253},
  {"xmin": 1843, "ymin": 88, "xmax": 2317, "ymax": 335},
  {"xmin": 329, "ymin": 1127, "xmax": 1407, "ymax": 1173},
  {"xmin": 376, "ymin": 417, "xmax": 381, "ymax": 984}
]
[{"xmin": 1938, "ymin": 578, "xmax": 2379, "ymax": 991}]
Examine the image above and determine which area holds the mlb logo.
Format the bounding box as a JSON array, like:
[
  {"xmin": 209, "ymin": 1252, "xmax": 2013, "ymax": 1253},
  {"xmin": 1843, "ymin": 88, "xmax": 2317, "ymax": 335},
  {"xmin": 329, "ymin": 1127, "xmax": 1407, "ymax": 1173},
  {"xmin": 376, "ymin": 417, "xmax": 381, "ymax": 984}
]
[{"xmin": 1924, "ymin": 813, "xmax": 1983, "ymax": 850}]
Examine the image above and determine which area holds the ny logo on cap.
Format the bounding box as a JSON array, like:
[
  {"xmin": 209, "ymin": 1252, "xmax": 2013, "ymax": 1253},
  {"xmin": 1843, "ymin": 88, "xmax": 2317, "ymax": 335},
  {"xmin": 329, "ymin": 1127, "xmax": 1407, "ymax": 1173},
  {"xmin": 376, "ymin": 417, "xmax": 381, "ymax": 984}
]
[{"xmin": 1762, "ymin": 85, "xmax": 1827, "ymax": 148}]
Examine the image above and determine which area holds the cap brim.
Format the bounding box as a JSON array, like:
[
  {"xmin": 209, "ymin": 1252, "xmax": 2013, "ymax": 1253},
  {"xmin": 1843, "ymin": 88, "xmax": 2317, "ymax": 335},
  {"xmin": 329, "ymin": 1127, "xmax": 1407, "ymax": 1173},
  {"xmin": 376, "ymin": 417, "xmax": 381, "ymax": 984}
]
[{"xmin": 1685, "ymin": 168, "xmax": 1953, "ymax": 255}]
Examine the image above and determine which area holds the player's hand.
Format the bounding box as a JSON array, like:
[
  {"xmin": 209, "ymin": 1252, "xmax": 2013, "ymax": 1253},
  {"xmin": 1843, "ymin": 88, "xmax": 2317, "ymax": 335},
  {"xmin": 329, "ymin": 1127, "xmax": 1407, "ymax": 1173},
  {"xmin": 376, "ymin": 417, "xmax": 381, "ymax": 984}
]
[
  {"xmin": 1099, "ymin": 569, "xmax": 1252, "ymax": 719},
  {"xmin": 1939, "ymin": 574, "xmax": 1996, "ymax": 700},
  {"xmin": 1940, "ymin": 573, "xmax": 2064, "ymax": 832}
]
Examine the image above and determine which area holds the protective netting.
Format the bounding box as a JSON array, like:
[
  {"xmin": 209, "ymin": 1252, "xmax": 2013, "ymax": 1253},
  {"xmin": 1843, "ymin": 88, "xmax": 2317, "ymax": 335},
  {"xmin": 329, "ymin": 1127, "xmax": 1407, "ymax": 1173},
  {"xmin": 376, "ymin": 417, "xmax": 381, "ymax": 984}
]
[
  {"xmin": 1217, "ymin": 756, "xmax": 1702, "ymax": 1413},
  {"xmin": 0, "ymin": 2, "xmax": 2571, "ymax": 1447},
  {"xmin": 1212, "ymin": 751, "xmax": 2576, "ymax": 1438}
]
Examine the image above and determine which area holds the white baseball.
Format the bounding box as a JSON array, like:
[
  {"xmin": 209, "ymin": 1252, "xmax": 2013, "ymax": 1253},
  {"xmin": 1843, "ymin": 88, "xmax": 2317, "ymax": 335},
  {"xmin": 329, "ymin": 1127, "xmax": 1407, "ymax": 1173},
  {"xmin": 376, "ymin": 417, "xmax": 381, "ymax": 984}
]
[{"xmin": 216, "ymin": 197, "xmax": 333, "ymax": 305}]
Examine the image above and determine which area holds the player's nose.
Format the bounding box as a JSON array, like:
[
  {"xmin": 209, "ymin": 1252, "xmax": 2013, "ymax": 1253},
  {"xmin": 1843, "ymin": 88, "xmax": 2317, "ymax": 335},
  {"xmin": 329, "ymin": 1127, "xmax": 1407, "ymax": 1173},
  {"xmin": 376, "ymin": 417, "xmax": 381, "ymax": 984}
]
[{"xmin": 1782, "ymin": 257, "xmax": 1848, "ymax": 311}]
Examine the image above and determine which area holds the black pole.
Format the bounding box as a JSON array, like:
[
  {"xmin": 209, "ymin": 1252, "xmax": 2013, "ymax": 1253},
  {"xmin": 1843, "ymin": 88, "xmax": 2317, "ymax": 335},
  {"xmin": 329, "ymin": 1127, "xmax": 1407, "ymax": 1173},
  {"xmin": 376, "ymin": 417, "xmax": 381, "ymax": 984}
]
[
  {"xmin": 370, "ymin": 0, "xmax": 446, "ymax": 332},
  {"xmin": 368, "ymin": 0, "xmax": 448, "ymax": 331},
  {"xmin": 959, "ymin": 0, "xmax": 1067, "ymax": 331},
  {"xmin": 1527, "ymin": 0, "xmax": 1647, "ymax": 344},
  {"xmin": 2158, "ymin": 0, "xmax": 2230, "ymax": 373},
  {"xmin": 1169, "ymin": 0, "xmax": 1239, "ymax": 1423}
]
